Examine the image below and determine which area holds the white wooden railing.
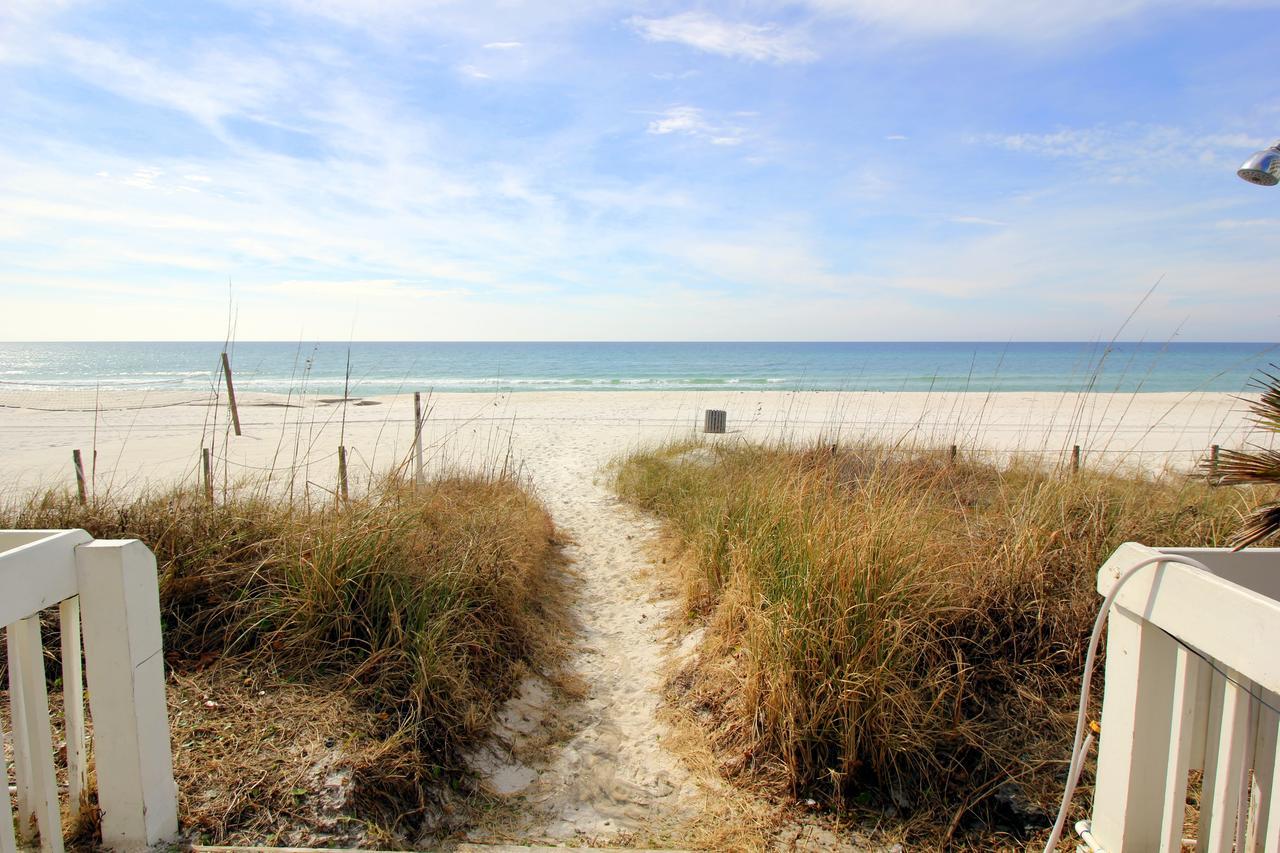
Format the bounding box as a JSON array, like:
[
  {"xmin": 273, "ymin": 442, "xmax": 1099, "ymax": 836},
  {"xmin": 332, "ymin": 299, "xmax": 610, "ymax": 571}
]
[
  {"xmin": 1084, "ymin": 542, "xmax": 1280, "ymax": 852},
  {"xmin": 0, "ymin": 530, "xmax": 177, "ymax": 852}
]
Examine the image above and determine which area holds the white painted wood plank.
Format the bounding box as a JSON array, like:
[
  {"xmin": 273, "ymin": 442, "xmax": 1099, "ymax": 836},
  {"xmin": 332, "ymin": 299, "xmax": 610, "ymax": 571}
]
[
  {"xmin": 0, "ymin": 701, "xmax": 19, "ymax": 853},
  {"xmin": 1100, "ymin": 543, "xmax": 1280, "ymax": 694},
  {"xmin": 77, "ymin": 540, "xmax": 178, "ymax": 848},
  {"xmin": 1205, "ymin": 673, "xmax": 1251, "ymax": 853},
  {"xmin": 58, "ymin": 597, "xmax": 87, "ymax": 819},
  {"xmin": 1197, "ymin": 669, "xmax": 1227, "ymax": 853},
  {"xmin": 1232, "ymin": 689, "xmax": 1260, "ymax": 852},
  {"xmin": 1090, "ymin": 605, "xmax": 1180, "ymax": 850},
  {"xmin": 1246, "ymin": 697, "xmax": 1279, "ymax": 851},
  {"xmin": 1161, "ymin": 646, "xmax": 1202, "ymax": 852},
  {"xmin": 0, "ymin": 531, "xmax": 90, "ymax": 628},
  {"xmin": 7, "ymin": 624, "xmax": 34, "ymax": 844},
  {"xmin": 1190, "ymin": 655, "xmax": 1213, "ymax": 772},
  {"xmin": 12, "ymin": 617, "xmax": 64, "ymax": 853},
  {"xmin": 1265, "ymin": 704, "xmax": 1280, "ymax": 852}
]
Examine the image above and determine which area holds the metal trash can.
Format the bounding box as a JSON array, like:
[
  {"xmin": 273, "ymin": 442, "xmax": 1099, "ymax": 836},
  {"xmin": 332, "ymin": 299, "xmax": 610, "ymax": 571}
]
[{"xmin": 704, "ymin": 409, "xmax": 727, "ymax": 434}]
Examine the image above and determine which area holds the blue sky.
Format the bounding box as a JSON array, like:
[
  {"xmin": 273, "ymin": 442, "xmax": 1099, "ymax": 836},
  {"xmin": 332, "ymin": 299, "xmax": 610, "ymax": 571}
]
[{"xmin": 2, "ymin": 1, "xmax": 1279, "ymax": 341}]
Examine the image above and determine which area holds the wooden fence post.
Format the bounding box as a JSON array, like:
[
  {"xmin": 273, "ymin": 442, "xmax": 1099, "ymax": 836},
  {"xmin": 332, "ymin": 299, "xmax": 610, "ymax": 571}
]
[
  {"xmin": 338, "ymin": 446, "xmax": 349, "ymax": 504},
  {"xmin": 1210, "ymin": 444, "xmax": 1220, "ymax": 479},
  {"xmin": 72, "ymin": 449, "xmax": 87, "ymax": 505},
  {"xmin": 950, "ymin": 444, "xmax": 958, "ymax": 463},
  {"xmin": 1072, "ymin": 445, "xmax": 1081, "ymax": 473},
  {"xmin": 75, "ymin": 540, "xmax": 179, "ymax": 848},
  {"xmin": 413, "ymin": 392, "xmax": 425, "ymax": 486},
  {"xmin": 221, "ymin": 352, "xmax": 242, "ymax": 437},
  {"xmin": 201, "ymin": 448, "xmax": 214, "ymax": 503}
]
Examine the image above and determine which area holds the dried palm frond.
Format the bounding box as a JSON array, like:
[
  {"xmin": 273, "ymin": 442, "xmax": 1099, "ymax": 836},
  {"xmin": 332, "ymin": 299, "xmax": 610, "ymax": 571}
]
[
  {"xmin": 1243, "ymin": 367, "xmax": 1280, "ymax": 434},
  {"xmin": 1207, "ymin": 366, "xmax": 1280, "ymax": 548},
  {"xmin": 1210, "ymin": 446, "xmax": 1280, "ymax": 486},
  {"xmin": 1230, "ymin": 503, "xmax": 1280, "ymax": 551}
]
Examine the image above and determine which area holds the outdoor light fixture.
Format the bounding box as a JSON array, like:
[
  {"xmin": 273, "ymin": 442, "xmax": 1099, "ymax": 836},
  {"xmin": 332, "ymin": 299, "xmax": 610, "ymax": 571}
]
[{"xmin": 1237, "ymin": 141, "xmax": 1280, "ymax": 186}]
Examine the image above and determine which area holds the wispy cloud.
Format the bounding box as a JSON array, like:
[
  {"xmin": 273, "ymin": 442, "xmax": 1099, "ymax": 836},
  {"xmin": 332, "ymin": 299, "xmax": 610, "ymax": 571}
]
[
  {"xmin": 483, "ymin": 41, "xmax": 522, "ymax": 50},
  {"xmin": 950, "ymin": 215, "xmax": 1007, "ymax": 226},
  {"xmin": 628, "ymin": 12, "xmax": 816, "ymax": 63},
  {"xmin": 645, "ymin": 106, "xmax": 747, "ymax": 146}
]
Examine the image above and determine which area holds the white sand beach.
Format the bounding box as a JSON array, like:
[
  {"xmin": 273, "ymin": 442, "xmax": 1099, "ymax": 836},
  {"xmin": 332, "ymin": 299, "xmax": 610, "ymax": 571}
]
[
  {"xmin": 0, "ymin": 388, "xmax": 1263, "ymax": 846},
  {"xmin": 0, "ymin": 389, "xmax": 1257, "ymax": 499}
]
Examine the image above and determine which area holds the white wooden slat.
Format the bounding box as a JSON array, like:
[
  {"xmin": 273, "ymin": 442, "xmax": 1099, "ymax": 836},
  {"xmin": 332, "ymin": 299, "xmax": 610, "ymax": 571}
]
[
  {"xmin": 1205, "ymin": 673, "xmax": 1252, "ymax": 853},
  {"xmin": 0, "ymin": 531, "xmax": 91, "ymax": 628},
  {"xmin": 1246, "ymin": 697, "xmax": 1280, "ymax": 851},
  {"xmin": 59, "ymin": 597, "xmax": 87, "ymax": 819},
  {"xmin": 1100, "ymin": 543, "xmax": 1280, "ymax": 695},
  {"xmin": 7, "ymin": 624, "xmax": 34, "ymax": 844},
  {"xmin": 1191, "ymin": 655, "xmax": 1214, "ymax": 772},
  {"xmin": 12, "ymin": 617, "xmax": 65, "ymax": 853},
  {"xmin": 0, "ymin": 700, "xmax": 19, "ymax": 853},
  {"xmin": 1198, "ymin": 669, "xmax": 1227, "ymax": 853},
  {"xmin": 1265, "ymin": 703, "xmax": 1280, "ymax": 852},
  {"xmin": 1232, "ymin": 689, "xmax": 1260, "ymax": 851},
  {"xmin": 1161, "ymin": 645, "xmax": 1204, "ymax": 852}
]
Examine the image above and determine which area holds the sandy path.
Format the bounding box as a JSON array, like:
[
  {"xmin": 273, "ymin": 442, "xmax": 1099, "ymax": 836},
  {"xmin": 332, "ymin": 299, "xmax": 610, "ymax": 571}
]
[{"xmin": 465, "ymin": 411, "xmax": 709, "ymax": 846}]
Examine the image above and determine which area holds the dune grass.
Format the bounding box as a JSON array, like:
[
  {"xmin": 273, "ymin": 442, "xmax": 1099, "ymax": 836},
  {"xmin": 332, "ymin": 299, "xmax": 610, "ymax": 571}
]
[
  {"xmin": 1, "ymin": 471, "xmax": 563, "ymax": 843},
  {"xmin": 615, "ymin": 440, "xmax": 1257, "ymax": 843}
]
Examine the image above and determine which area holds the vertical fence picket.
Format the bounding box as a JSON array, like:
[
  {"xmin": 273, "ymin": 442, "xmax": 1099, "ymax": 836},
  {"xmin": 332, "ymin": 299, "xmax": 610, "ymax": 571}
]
[
  {"xmin": 1247, "ymin": 697, "xmax": 1280, "ymax": 851},
  {"xmin": 1198, "ymin": 669, "xmax": 1228, "ymax": 852},
  {"xmin": 12, "ymin": 616, "xmax": 64, "ymax": 853},
  {"xmin": 59, "ymin": 597, "xmax": 88, "ymax": 818},
  {"xmin": 6, "ymin": 626, "xmax": 34, "ymax": 844},
  {"xmin": 0, "ymin": 707, "xmax": 16, "ymax": 853},
  {"xmin": 1161, "ymin": 647, "xmax": 1203, "ymax": 849},
  {"xmin": 1205, "ymin": 673, "xmax": 1252, "ymax": 853}
]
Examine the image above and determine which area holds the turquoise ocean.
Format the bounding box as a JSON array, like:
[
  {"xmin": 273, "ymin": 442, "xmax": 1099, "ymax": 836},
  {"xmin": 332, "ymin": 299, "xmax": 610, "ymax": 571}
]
[{"xmin": 0, "ymin": 341, "xmax": 1275, "ymax": 397}]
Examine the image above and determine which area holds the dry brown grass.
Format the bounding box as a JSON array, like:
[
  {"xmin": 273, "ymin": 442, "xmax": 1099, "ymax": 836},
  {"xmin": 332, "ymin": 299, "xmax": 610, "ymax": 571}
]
[
  {"xmin": 1, "ymin": 470, "xmax": 564, "ymax": 845},
  {"xmin": 616, "ymin": 440, "xmax": 1259, "ymax": 847}
]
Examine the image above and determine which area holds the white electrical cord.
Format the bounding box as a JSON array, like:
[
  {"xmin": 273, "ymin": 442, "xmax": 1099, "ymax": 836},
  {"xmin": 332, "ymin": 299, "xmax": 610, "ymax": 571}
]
[{"xmin": 1042, "ymin": 552, "xmax": 1215, "ymax": 853}]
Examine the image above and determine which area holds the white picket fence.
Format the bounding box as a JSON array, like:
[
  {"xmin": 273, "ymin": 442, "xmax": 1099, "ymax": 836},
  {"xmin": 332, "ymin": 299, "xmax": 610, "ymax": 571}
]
[
  {"xmin": 1084, "ymin": 543, "xmax": 1280, "ymax": 852},
  {"xmin": 0, "ymin": 530, "xmax": 177, "ymax": 852}
]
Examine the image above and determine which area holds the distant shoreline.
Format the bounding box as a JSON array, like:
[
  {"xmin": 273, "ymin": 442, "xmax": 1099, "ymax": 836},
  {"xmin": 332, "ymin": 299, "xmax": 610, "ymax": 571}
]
[{"xmin": 2, "ymin": 339, "xmax": 1275, "ymax": 396}]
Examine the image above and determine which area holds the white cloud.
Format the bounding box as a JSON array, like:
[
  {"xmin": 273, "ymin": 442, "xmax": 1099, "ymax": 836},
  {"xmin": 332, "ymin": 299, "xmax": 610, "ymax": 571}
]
[
  {"xmin": 628, "ymin": 12, "xmax": 816, "ymax": 63},
  {"xmin": 646, "ymin": 106, "xmax": 748, "ymax": 146},
  {"xmin": 886, "ymin": 134, "xmax": 908, "ymax": 141},
  {"xmin": 980, "ymin": 123, "xmax": 1273, "ymax": 183},
  {"xmin": 458, "ymin": 64, "xmax": 491, "ymax": 79},
  {"xmin": 950, "ymin": 216, "xmax": 1007, "ymax": 226},
  {"xmin": 483, "ymin": 41, "xmax": 522, "ymax": 50}
]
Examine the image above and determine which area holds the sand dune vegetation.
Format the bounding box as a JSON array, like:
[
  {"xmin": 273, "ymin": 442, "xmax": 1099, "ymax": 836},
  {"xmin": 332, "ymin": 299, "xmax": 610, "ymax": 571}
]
[
  {"xmin": 0, "ymin": 472, "xmax": 563, "ymax": 847},
  {"xmin": 616, "ymin": 440, "xmax": 1263, "ymax": 845}
]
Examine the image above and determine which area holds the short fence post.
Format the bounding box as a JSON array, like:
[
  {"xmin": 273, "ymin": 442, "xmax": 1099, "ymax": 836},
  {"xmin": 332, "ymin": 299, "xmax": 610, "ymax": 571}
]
[
  {"xmin": 1072, "ymin": 445, "xmax": 1081, "ymax": 473},
  {"xmin": 338, "ymin": 446, "xmax": 349, "ymax": 504},
  {"xmin": 1210, "ymin": 444, "xmax": 1220, "ymax": 479},
  {"xmin": 950, "ymin": 444, "xmax": 958, "ymax": 463},
  {"xmin": 221, "ymin": 352, "xmax": 242, "ymax": 437},
  {"xmin": 201, "ymin": 448, "xmax": 214, "ymax": 503},
  {"xmin": 75, "ymin": 540, "xmax": 178, "ymax": 849},
  {"xmin": 413, "ymin": 392, "xmax": 425, "ymax": 486},
  {"xmin": 72, "ymin": 449, "xmax": 87, "ymax": 505}
]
